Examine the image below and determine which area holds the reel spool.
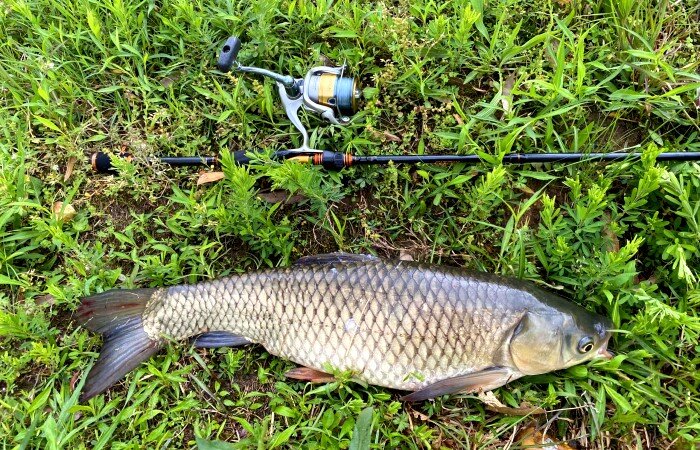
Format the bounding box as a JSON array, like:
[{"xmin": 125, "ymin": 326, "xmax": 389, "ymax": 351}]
[
  {"xmin": 305, "ymin": 67, "xmax": 360, "ymax": 122},
  {"xmin": 217, "ymin": 36, "xmax": 361, "ymax": 152}
]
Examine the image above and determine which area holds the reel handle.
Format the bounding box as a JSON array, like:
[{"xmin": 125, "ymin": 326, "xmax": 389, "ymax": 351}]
[{"xmin": 217, "ymin": 36, "xmax": 242, "ymax": 72}]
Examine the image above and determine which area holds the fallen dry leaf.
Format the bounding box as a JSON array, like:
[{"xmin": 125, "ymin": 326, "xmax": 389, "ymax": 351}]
[
  {"xmin": 370, "ymin": 129, "xmax": 402, "ymax": 143},
  {"xmin": 257, "ymin": 191, "xmax": 306, "ymax": 204},
  {"xmin": 64, "ymin": 157, "xmax": 77, "ymax": 182},
  {"xmin": 197, "ymin": 171, "xmax": 225, "ymax": 185},
  {"xmin": 399, "ymin": 250, "xmax": 414, "ymax": 261},
  {"xmin": 516, "ymin": 425, "xmax": 576, "ymax": 450},
  {"xmin": 383, "ymin": 131, "xmax": 402, "ymax": 142},
  {"xmin": 411, "ymin": 410, "xmax": 429, "ymax": 421},
  {"xmin": 478, "ymin": 391, "xmax": 546, "ymax": 416},
  {"xmin": 500, "ymin": 71, "xmax": 516, "ymax": 116},
  {"xmin": 160, "ymin": 76, "xmax": 176, "ymax": 88},
  {"xmin": 52, "ymin": 201, "xmax": 77, "ymax": 222},
  {"xmin": 602, "ymin": 212, "xmax": 620, "ymax": 253},
  {"xmin": 70, "ymin": 371, "xmax": 80, "ymax": 391},
  {"xmin": 35, "ymin": 294, "xmax": 56, "ymax": 306},
  {"xmin": 517, "ymin": 184, "xmax": 536, "ymax": 195}
]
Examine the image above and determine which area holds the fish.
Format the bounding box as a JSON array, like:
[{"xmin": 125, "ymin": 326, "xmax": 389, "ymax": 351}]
[{"xmin": 75, "ymin": 252, "xmax": 613, "ymax": 403}]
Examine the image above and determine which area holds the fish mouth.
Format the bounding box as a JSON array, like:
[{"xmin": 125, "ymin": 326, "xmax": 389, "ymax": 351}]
[
  {"xmin": 597, "ymin": 346, "xmax": 614, "ymax": 360},
  {"xmin": 596, "ymin": 335, "xmax": 614, "ymax": 360}
]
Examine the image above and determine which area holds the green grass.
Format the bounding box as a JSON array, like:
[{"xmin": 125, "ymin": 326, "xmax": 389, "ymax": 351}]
[{"xmin": 1, "ymin": 0, "xmax": 700, "ymax": 448}]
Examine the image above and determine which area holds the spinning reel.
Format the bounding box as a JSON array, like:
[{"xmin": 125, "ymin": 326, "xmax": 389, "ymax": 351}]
[{"xmin": 216, "ymin": 36, "xmax": 362, "ymax": 154}]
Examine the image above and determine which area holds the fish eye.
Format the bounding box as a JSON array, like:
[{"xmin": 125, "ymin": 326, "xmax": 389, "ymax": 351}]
[{"xmin": 577, "ymin": 336, "xmax": 594, "ymax": 353}]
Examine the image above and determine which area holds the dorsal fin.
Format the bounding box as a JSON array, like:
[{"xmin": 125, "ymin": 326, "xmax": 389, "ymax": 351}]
[{"xmin": 294, "ymin": 252, "xmax": 381, "ymax": 266}]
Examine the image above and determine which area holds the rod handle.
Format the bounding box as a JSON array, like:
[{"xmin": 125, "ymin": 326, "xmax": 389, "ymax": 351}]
[
  {"xmin": 90, "ymin": 152, "xmax": 249, "ymax": 174},
  {"xmin": 217, "ymin": 36, "xmax": 242, "ymax": 72},
  {"xmin": 232, "ymin": 150, "xmax": 252, "ymax": 165}
]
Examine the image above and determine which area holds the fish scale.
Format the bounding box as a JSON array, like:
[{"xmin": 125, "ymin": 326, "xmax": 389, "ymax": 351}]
[{"xmin": 141, "ymin": 259, "xmax": 525, "ymax": 390}]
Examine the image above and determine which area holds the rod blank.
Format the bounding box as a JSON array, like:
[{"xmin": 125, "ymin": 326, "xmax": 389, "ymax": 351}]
[{"xmin": 351, "ymin": 152, "xmax": 700, "ymax": 165}]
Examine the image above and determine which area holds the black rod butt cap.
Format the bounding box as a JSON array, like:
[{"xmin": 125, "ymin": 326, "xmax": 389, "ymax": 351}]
[
  {"xmin": 217, "ymin": 36, "xmax": 242, "ymax": 72},
  {"xmin": 91, "ymin": 152, "xmax": 115, "ymax": 174}
]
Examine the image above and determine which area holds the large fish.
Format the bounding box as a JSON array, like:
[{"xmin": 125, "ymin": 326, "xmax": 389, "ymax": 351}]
[{"xmin": 76, "ymin": 253, "xmax": 612, "ymax": 402}]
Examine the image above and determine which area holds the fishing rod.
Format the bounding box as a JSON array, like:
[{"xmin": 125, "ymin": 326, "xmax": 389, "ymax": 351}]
[
  {"xmin": 90, "ymin": 149, "xmax": 700, "ymax": 173},
  {"xmin": 89, "ymin": 36, "xmax": 700, "ymax": 174}
]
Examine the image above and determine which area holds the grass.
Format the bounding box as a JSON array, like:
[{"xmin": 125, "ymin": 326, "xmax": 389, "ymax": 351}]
[{"xmin": 1, "ymin": 0, "xmax": 699, "ymax": 448}]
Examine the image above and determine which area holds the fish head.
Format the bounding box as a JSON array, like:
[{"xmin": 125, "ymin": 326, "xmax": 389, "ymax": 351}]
[{"xmin": 508, "ymin": 307, "xmax": 612, "ymax": 376}]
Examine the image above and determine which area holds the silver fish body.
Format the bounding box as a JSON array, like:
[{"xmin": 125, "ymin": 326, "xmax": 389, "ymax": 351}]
[{"xmin": 77, "ymin": 253, "xmax": 612, "ymax": 402}]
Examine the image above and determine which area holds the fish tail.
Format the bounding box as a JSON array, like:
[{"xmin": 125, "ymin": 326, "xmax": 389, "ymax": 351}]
[{"xmin": 76, "ymin": 288, "xmax": 161, "ymax": 402}]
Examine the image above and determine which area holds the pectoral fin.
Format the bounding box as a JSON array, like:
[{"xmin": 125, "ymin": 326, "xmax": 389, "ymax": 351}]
[
  {"xmin": 285, "ymin": 367, "xmax": 336, "ymax": 383},
  {"xmin": 400, "ymin": 367, "xmax": 515, "ymax": 402}
]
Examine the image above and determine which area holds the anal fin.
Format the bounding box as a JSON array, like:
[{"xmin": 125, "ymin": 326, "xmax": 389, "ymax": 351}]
[
  {"xmin": 193, "ymin": 331, "xmax": 251, "ymax": 348},
  {"xmin": 285, "ymin": 366, "xmax": 336, "ymax": 383},
  {"xmin": 400, "ymin": 367, "xmax": 515, "ymax": 402}
]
